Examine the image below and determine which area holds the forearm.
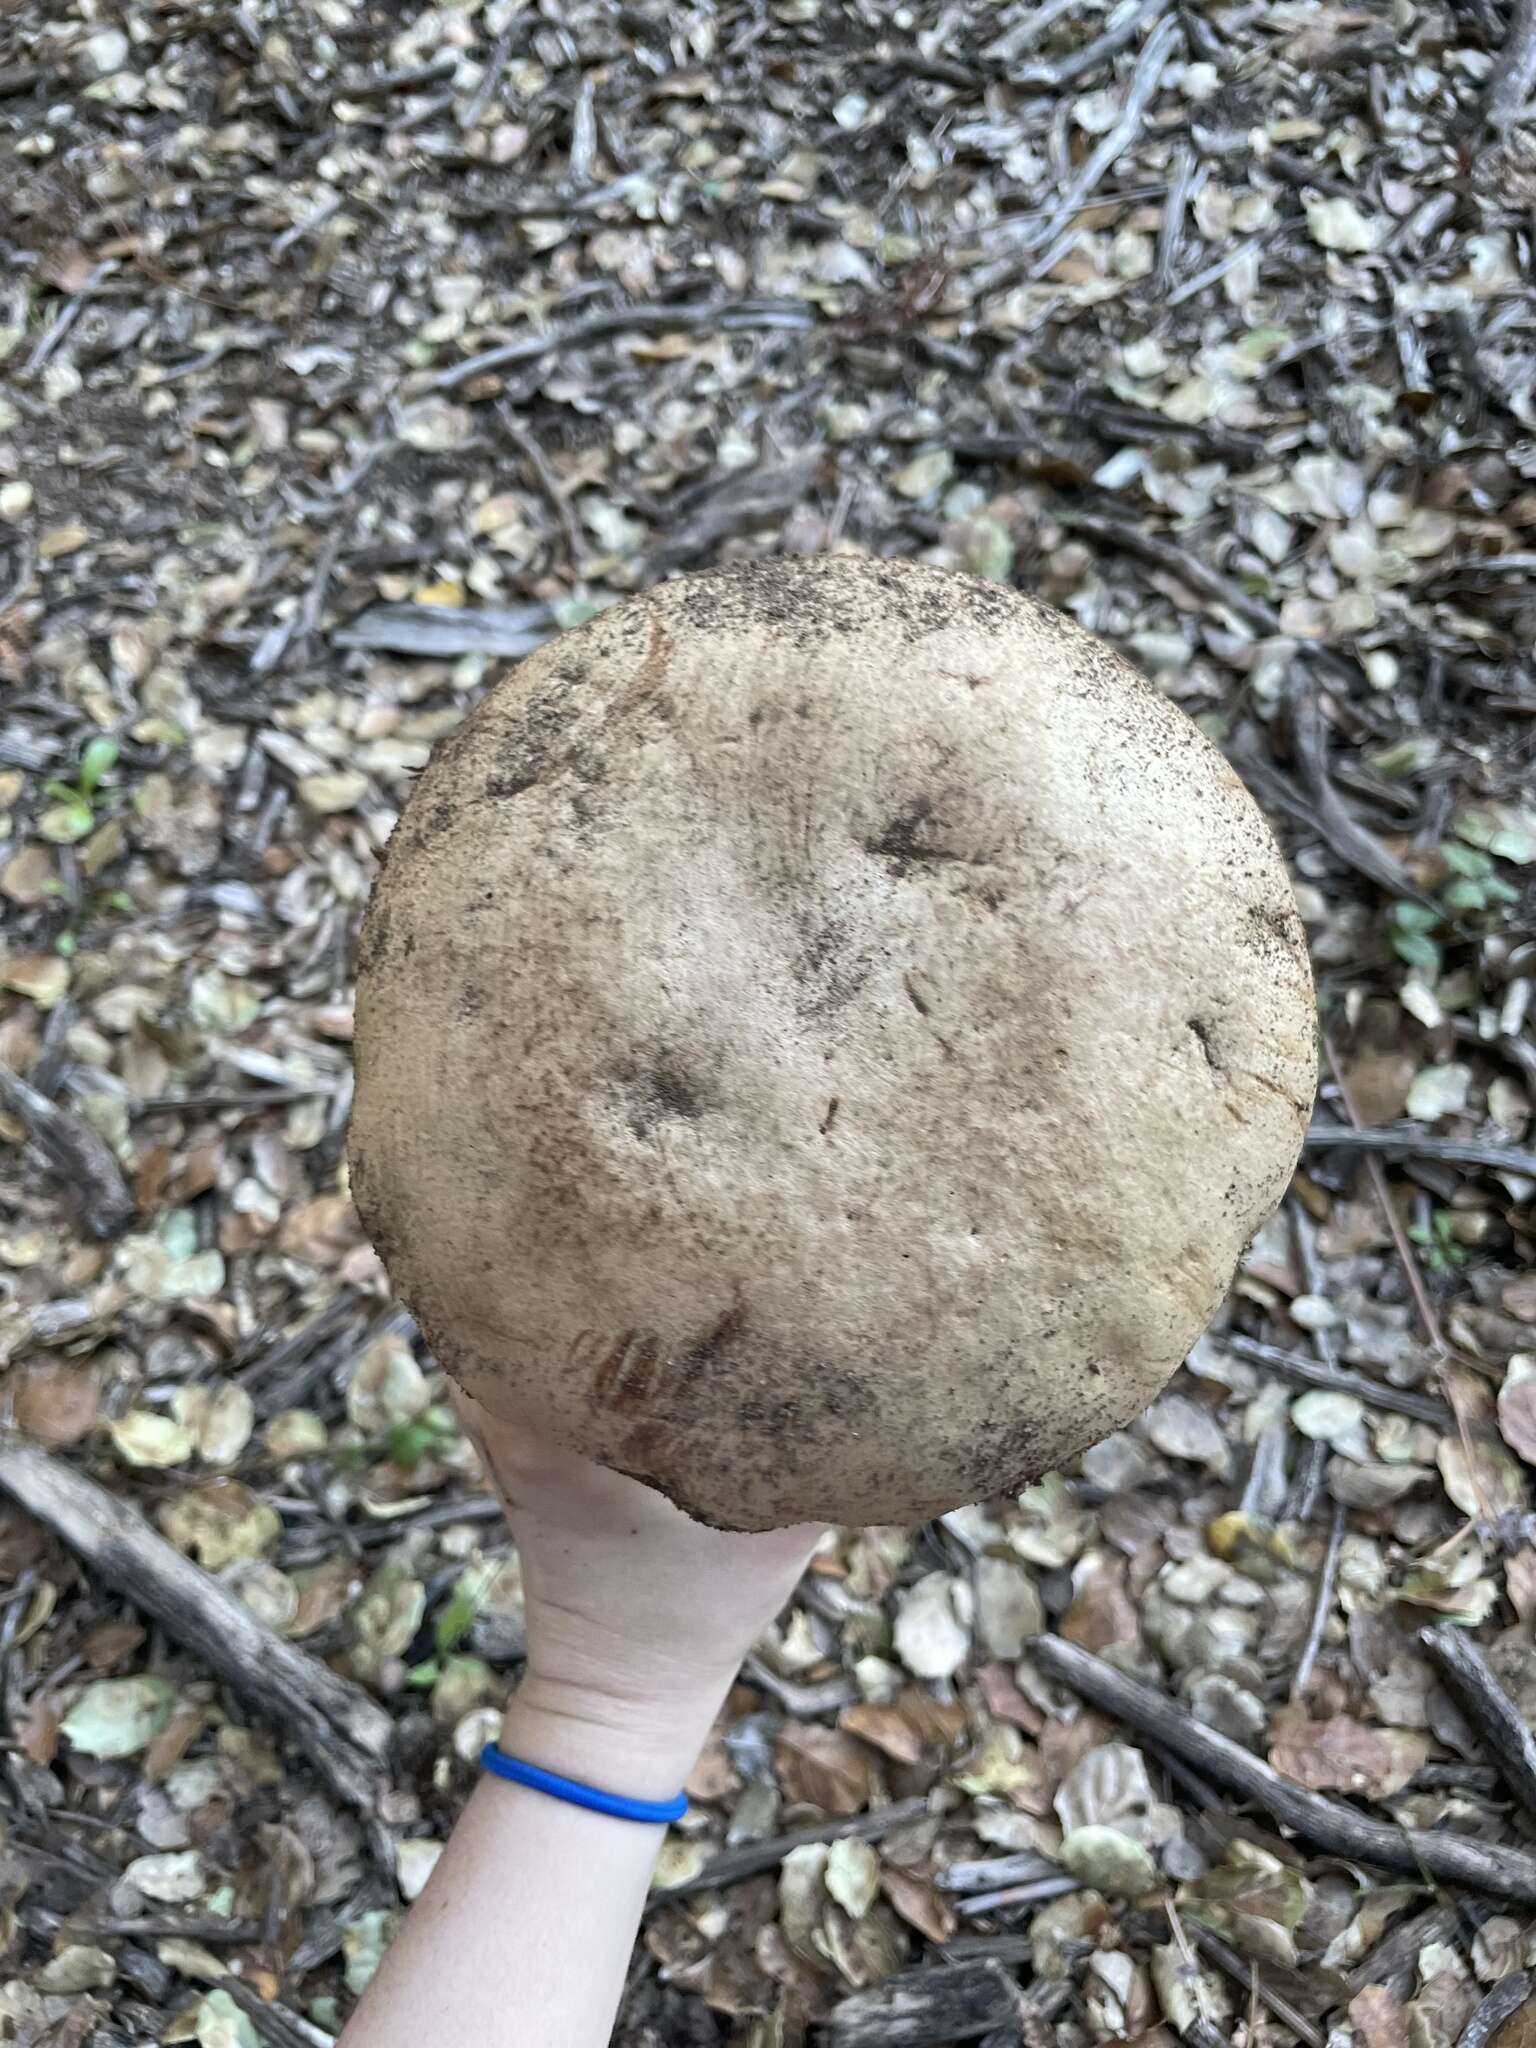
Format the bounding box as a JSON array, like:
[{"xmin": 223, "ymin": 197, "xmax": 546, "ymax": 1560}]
[{"xmin": 338, "ymin": 1684, "xmax": 723, "ymax": 2048}]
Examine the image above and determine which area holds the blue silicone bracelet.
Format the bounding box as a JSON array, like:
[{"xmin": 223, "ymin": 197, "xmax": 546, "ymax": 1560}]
[{"xmin": 479, "ymin": 1745, "xmax": 687, "ymax": 1825}]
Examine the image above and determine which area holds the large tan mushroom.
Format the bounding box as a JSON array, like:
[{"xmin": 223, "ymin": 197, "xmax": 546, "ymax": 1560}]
[{"xmin": 351, "ymin": 557, "xmax": 1315, "ymax": 1530}]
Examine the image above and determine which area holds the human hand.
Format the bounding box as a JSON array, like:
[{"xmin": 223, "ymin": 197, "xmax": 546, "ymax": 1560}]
[{"xmin": 455, "ymin": 1390, "xmax": 823, "ymax": 1798}]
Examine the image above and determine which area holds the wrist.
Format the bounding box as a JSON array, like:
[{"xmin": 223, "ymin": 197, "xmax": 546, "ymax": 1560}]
[{"xmin": 499, "ymin": 1669, "xmax": 728, "ymax": 1804}]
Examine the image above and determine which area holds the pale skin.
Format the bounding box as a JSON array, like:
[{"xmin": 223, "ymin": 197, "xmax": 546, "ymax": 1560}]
[{"xmin": 340, "ymin": 1391, "xmax": 822, "ymax": 2048}]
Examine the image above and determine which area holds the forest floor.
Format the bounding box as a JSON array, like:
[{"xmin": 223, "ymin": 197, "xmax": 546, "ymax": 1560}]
[{"xmin": 3, "ymin": 1, "xmax": 1536, "ymax": 2044}]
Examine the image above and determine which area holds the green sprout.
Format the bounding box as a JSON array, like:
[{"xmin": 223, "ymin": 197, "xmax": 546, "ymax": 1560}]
[
  {"xmin": 42, "ymin": 735, "xmax": 119, "ymax": 843},
  {"xmin": 1408, "ymin": 1207, "xmax": 1467, "ymax": 1275},
  {"xmin": 1437, "ymin": 840, "xmax": 1520, "ymax": 916},
  {"xmin": 386, "ymin": 1402, "xmax": 458, "ymax": 1469},
  {"xmin": 1387, "ymin": 899, "xmax": 1442, "ymax": 976},
  {"xmin": 1387, "ymin": 839, "xmax": 1523, "ymax": 978},
  {"xmin": 406, "ymin": 1562, "xmax": 498, "ymax": 1688}
]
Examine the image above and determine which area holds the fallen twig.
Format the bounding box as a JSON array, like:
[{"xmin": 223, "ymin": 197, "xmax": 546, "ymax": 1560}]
[
  {"xmin": 458, "ymin": 28, "xmax": 513, "ymax": 130},
  {"xmin": 24, "ymin": 1897, "xmax": 262, "ymax": 1948},
  {"xmin": 0, "ymin": 1058, "xmax": 135, "ymax": 1239},
  {"xmin": 1166, "ymin": 234, "xmax": 1270, "ymax": 308},
  {"xmin": 1322, "ymin": 1039, "xmax": 1450, "ymax": 1361},
  {"xmin": 1346, "ymin": 1903, "xmax": 1482, "ymax": 2001},
  {"xmin": 1303, "ymin": 1123, "xmax": 1536, "ymax": 1182},
  {"xmin": 1422, "ymin": 1626, "xmax": 1536, "ymax": 1830},
  {"xmin": 1155, "ymin": 143, "xmax": 1200, "ymax": 293},
  {"xmin": 259, "ymin": 1303, "xmax": 412, "ymax": 1421},
  {"xmin": 742, "ymin": 1651, "xmax": 859, "ymax": 1716},
  {"xmin": 222, "ymin": 1977, "xmax": 337, "ymax": 2048},
  {"xmin": 250, "ymin": 523, "xmax": 345, "ymax": 677},
  {"xmin": 1487, "ymin": 0, "xmax": 1536, "ymax": 124},
  {"xmin": 826, "ymin": 1958, "xmax": 1031, "ymax": 2047},
  {"xmin": 1029, "ymin": 1635, "xmax": 1536, "ymax": 1902},
  {"xmin": 1227, "ymin": 1336, "xmax": 1455, "ymax": 1429},
  {"xmin": 1029, "ymin": 16, "xmax": 1182, "ymax": 258},
  {"xmin": 983, "ymin": 0, "xmax": 1078, "ymax": 62},
  {"xmin": 658, "ymin": 1795, "xmax": 931, "ymax": 1898},
  {"xmin": 941, "ymin": 1850, "xmax": 1064, "ymax": 1893},
  {"xmin": 428, "ymin": 298, "xmax": 817, "ymax": 393},
  {"xmin": 1060, "ymin": 508, "xmax": 1279, "ymax": 634},
  {"xmin": 132, "ymin": 1088, "xmax": 322, "ymax": 1116},
  {"xmin": 1015, "ymin": 0, "xmax": 1171, "ymax": 87},
  {"xmin": 1293, "ymin": 1499, "xmax": 1347, "ymax": 1701},
  {"xmin": 955, "ymin": 1872, "xmax": 1079, "ymax": 1915},
  {"xmin": 1289, "ymin": 678, "xmax": 1431, "ymax": 904},
  {"xmin": 496, "ymin": 403, "xmax": 584, "ymax": 565},
  {"xmin": 1458, "ymin": 1973, "xmax": 1533, "ymax": 2048},
  {"xmin": 234, "ymin": 1288, "xmax": 360, "ymax": 1389},
  {"xmin": 332, "ymin": 599, "xmax": 555, "ymax": 658},
  {"xmin": 1184, "ymin": 1918, "xmax": 1327, "ymax": 2048},
  {"xmin": 334, "ymin": 54, "xmax": 457, "ymax": 102},
  {"xmin": 0, "ymin": 1437, "xmax": 395, "ymax": 1851},
  {"xmin": 644, "ymin": 453, "xmax": 823, "ymax": 575}
]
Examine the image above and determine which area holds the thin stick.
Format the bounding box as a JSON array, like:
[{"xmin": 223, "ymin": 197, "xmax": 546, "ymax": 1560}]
[
  {"xmin": 656, "ymin": 1795, "xmax": 931, "ymax": 1899},
  {"xmin": 429, "ymin": 298, "xmax": 817, "ymax": 392},
  {"xmin": 1321, "ymin": 1039, "xmax": 1446, "ymax": 1356},
  {"xmin": 1017, "ymin": 0, "xmax": 1172, "ymax": 87},
  {"xmin": 1292, "ymin": 1500, "xmax": 1347, "ymax": 1700},
  {"xmin": 942, "ymin": 1851, "xmax": 1064, "ymax": 1893},
  {"xmin": 1290, "ymin": 680, "xmax": 1430, "ymax": 904},
  {"xmin": 1155, "ymin": 143, "xmax": 1199, "ymax": 293},
  {"xmin": 1421, "ymin": 1626, "xmax": 1536, "ymax": 1829},
  {"xmin": 459, "ymin": 28, "xmax": 513, "ymax": 131},
  {"xmin": 1166, "ymin": 235, "xmax": 1268, "ymax": 308},
  {"xmin": 1165, "ymin": 1895, "xmax": 1230, "ymax": 2048},
  {"xmin": 742, "ymin": 1652, "xmax": 859, "ymax": 1716},
  {"xmin": 1028, "ymin": 16, "xmax": 1182, "ymax": 254},
  {"xmin": 1184, "ymin": 1919, "xmax": 1327, "ymax": 2048},
  {"xmin": 1029, "ymin": 1635, "xmax": 1536, "ymax": 1903},
  {"xmin": 1227, "ymin": 1336, "xmax": 1455, "ymax": 1428},
  {"xmin": 38, "ymin": 1913, "xmax": 263, "ymax": 1944},
  {"xmin": 1304, "ymin": 1123, "xmax": 1536, "ymax": 1181},
  {"xmin": 983, "ymin": 0, "xmax": 1080, "ymax": 63},
  {"xmin": 0, "ymin": 1437, "xmax": 395, "ymax": 1848},
  {"xmin": 956, "ymin": 1873, "xmax": 1080, "ymax": 1915},
  {"xmin": 497, "ymin": 402, "xmax": 583, "ymax": 563},
  {"xmin": 1321, "ymin": 1038, "xmax": 1488, "ymax": 1522},
  {"xmin": 1458, "ymin": 1974, "xmax": 1533, "ymax": 2048},
  {"xmin": 827, "ymin": 1960, "xmax": 1065, "ymax": 2048},
  {"xmin": 1347, "ymin": 1903, "xmax": 1493, "ymax": 2002},
  {"xmin": 0, "ymin": 1058, "xmax": 135, "ymax": 1239},
  {"xmin": 1061, "ymin": 508, "xmax": 1279, "ymax": 633},
  {"xmin": 249, "ymin": 524, "xmax": 345, "ymax": 678},
  {"xmin": 1487, "ymin": 0, "xmax": 1536, "ymax": 123}
]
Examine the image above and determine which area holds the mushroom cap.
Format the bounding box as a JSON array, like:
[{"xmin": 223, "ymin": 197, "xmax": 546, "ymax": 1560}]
[{"xmin": 351, "ymin": 557, "xmax": 1315, "ymax": 1530}]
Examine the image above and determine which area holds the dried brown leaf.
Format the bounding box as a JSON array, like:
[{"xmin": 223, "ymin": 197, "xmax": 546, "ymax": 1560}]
[
  {"xmin": 774, "ymin": 1723, "xmax": 880, "ymax": 1815},
  {"xmin": 1352, "ymin": 1985, "xmax": 1411, "ymax": 2048},
  {"xmin": 1269, "ymin": 1707, "xmax": 1429, "ymax": 1800}
]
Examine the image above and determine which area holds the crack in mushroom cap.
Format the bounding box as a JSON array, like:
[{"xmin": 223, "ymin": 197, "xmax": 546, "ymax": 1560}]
[{"xmin": 350, "ymin": 556, "xmax": 1317, "ymax": 1531}]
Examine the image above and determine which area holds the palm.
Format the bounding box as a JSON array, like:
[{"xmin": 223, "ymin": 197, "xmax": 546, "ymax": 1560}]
[{"xmin": 454, "ymin": 1392, "xmax": 821, "ymax": 1706}]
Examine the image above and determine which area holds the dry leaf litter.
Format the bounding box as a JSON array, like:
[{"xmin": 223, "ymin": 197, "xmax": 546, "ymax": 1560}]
[{"xmin": 2, "ymin": 1, "xmax": 1536, "ymax": 2045}]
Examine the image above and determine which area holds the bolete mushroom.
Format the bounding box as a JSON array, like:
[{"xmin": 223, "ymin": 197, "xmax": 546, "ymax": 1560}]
[{"xmin": 351, "ymin": 557, "xmax": 1315, "ymax": 1531}]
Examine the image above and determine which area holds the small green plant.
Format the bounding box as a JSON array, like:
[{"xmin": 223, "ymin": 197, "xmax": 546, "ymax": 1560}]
[
  {"xmin": 1436, "ymin": 840, "xmax": 1520, "ymax": 916},
  {"xmin": 43, "ymin": 735, "xmax": 119, "ymax": 843},
  {"xmin": 1408, "ymin": 1207, "xmax": 1467, "ymax": 1275},
  {"xmin": 1387, "ymin": 900, "xmax": 1442, "ymax": 975},
  {"xmin": 406, "ymin": 1561, "xmax": 497, "ymax": 1688},
  {"xmin": 1387, "ymin": 840, "xmax": 1523, "ymax": 978},
  {"xmin": 386, "ymin": 1401, "xmax": 458, "ymax": 1469}
]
